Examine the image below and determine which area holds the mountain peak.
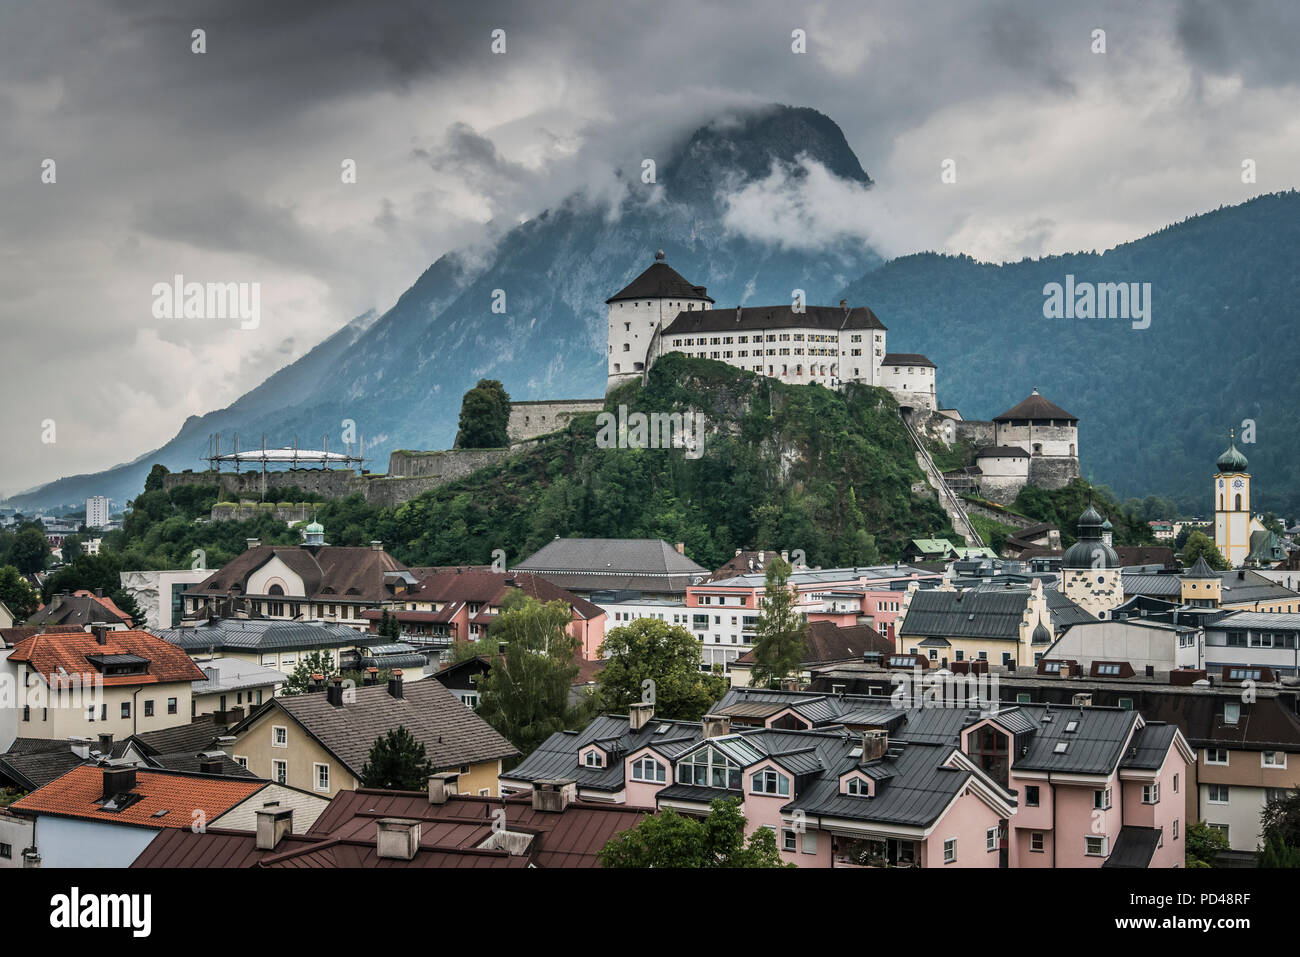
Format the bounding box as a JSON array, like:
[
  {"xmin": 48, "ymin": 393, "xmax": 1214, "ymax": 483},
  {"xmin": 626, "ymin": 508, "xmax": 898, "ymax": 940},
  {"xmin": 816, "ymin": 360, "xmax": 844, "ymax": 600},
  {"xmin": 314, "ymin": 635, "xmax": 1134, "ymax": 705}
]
[{"xmin": 662, "ymin": 104, "xmax": 872, "ymax": 206}]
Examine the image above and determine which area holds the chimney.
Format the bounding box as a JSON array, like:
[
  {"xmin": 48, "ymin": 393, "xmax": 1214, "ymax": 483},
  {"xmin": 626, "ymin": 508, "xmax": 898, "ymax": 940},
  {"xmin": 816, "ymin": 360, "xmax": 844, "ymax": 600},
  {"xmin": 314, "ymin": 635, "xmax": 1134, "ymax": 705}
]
[
  {"xmin": 363, "ymin": 667, "xmax": 379, "ymax": 686},
  {"xmin": 531, "ymin": 779, "xmax": 576, "ymax": 813},
  {"xmin": 701, "ymin": 714, "xmax": 731, "ymax": 739},
  {"xmin": 246, "ymin": 538, "xmax": 260, "ymax": 550},
  {"xmin": 388, "ymin": 669, "xmax": 404, "ymax": 699},
  {"xmin": 204, "ymin": 665, "xmax": 221, "ymax": 687},
  {"xmin": 97, "ymin": 732, "xmax": 113, "ymax": 753},
  {"xmin": 307, "ymin": 672, "xmax": 325, "ymax": 693},
  {"xmin": 326, "ymin": 676, "xmax": 345, "ymax": 707},
  {"xmin": 860, "ymin": 729, "xmax": 888, "ymax": 764},
  {"xmin": 197, "ymin": 751, "xmax": 224, "ymax": 774},
  {"xmin": 839, "ymin": 299, "xmax": 848, "ymax": 309},
  {"xmin": 100, "ymin": 763, "xmax": 136, "ymax": 801},
  {"xmin": 628, "ymin": 701, "xmax": 654, "ymax": 732},
  {"xmin": 735, "ymin": 305, "xmax": 742, "ymax": 323},
  {"xmin": 674, "ymin": 542, "xmax": 685, "ymax": 555},
  {"xmin": 376, "ymin": 819, "xmax": 422, "ymax": 860},
  {"xmin": 427, "ymin": 772, "xmax": 460, "ymax": 805},
  {"xmin": 91, "ymin": 625, "xmax": 109, "ymax": 646},
  {"xmin": 255, "ymin": 808, "xmax": 294, "ymax": 850},
  {"xmin": 370, "ymin": 540, "xmax": 384, "ymax": 551},
  {"xmin": 68, "ymin": 736, "xmax": 92, "ymax": 760}
]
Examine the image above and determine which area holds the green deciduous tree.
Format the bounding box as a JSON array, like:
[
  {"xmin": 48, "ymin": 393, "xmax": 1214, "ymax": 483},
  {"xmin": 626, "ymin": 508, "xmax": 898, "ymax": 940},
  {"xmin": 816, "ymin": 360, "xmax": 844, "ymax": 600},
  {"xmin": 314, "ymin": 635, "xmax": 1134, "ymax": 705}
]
[
  {"xmin": 598, "ymin": 797, "xmax": 791, "ymax": 868},
  {"xmin": 749, "ymin": 557, "xmax": 807, "ymax": 688},
  {"xmin": 1185, "ymin": 821, "xmax": 1230, "ymax": 868},
  {"xmin": 0, "ymin": 565, "xmax": 39, "ymax": 620},
  {"xmin": 455, "ymin": 379, "xmax": 511, "ymax": 449},
  {"xmin": 10, "ymin": 527, "xmax": 50, "ymax": 575},
  {"xmin": 360, "ymin": 726, "xmax": 434, "ymax": 790},
  {"xmin": 476, "ymin": 591, "xmax": 583, "ymax": 757},
  {"xmin": 1181, "ymin": 530, "xmax": 1229, "ymax": 570},
  {"xmin": 596, "ymin": 618, "xmax": 727, "ymax": 720}
]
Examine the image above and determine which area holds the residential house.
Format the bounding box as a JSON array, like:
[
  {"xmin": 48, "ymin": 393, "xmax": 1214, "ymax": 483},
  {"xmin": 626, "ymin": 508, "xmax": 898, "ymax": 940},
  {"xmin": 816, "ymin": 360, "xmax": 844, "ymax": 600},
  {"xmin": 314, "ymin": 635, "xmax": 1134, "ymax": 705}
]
[
  {"xmin": 10, "ymin": 762, "xmax": 329, "ymax": 867},
  {"xmin": 26, "ymin": 591, "xmax": 132, "ymax": 630},
  {"xmin": 189, "ymin": 657, "xmax": 284, "ymax": 721},
  {"xmin": 895, "ymin": 580, "xmax": 1055, "ymax": 669},
  {"xmin": 6, "ymin": 627, "xmax": 206, "ymax": 741},
  {"xmin": 375, "ymin": 568, "xmax": 607, "ymax": 660},
  {"xmin": 728, "ymin": 620, "xmax": 893, "ymax": 688},
  {"xmin": 182, "ymin": 533, "xmax": 418, "ymax": 629},
  {"xmin": 226, "ymin": 673, "xmax": 518, "ymax": 798}
]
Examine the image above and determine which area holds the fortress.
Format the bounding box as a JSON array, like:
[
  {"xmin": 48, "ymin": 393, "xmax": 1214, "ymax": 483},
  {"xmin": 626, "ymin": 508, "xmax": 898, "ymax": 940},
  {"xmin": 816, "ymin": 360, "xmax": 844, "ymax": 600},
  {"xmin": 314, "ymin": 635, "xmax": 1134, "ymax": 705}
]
[{"xmin": 607, "ymin": 251, "xmax": 1080, "ymax": 504}]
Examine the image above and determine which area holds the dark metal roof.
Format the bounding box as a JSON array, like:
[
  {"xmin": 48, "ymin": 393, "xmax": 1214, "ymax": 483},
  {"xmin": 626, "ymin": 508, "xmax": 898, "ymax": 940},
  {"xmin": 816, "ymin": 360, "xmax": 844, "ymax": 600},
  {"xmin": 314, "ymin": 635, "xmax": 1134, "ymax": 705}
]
[
  {"xmin": 1011, "ymin": 705, "xmax": 1139, "ymax": 775},
  {"xmin": 993, "ymin": 391, "xmax": 1077, "ymax": 422},
  {"xmin": 1121, "ymin": 722, "xmax": 1180, "ymax": 770},
  {"xmin": 1102, "ymin": 826, "xmax": 1162, "ymax": 868},
  {"xmin": 898, "ymin": 589, "xmax": 1034, "ymax": 641},
  {"xmin": 659, "ymin": 304, "xmax": 885, "ymax": 337},
  {"xmin": 158, "ymin": 619, "xmax": 362, "ymax": 652},
  {"xmin": 880, "ymin": 353, "xmax": 935, "ymax": 368},
  {"xmin": 605, "ymin": 259, "xmax": 713, "ymax": 304}
]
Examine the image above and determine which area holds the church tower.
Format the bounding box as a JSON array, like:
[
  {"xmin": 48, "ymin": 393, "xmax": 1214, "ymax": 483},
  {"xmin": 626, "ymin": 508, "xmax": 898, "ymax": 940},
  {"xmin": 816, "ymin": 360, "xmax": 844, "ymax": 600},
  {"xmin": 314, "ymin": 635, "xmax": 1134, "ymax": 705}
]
[
  {"xmin": 1062, "ymin": 505, "xmax": 1123, "ymax": 619},
  {"xmin": 1214, "ymin": 430, "xmax": 1253, "ymax": 567},
  {"xmin": 605, "ymin": 250, "xmax": 713, "ymax": 393}
]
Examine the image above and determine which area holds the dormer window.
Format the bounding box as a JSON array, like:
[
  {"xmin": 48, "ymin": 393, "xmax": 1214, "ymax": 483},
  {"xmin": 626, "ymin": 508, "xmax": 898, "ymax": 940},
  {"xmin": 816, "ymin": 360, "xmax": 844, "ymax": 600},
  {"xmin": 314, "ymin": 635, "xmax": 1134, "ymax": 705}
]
[
  {"xmin": 845, "ymin": 777, "xmax": 869, "ymax": 797},
  {"xmin": 750, "ymin": 769, "xmax": 790, "ymax": 796},
  {"xmin": 583, "ymin": 749, "xmax": 604, "ymax": 769}
]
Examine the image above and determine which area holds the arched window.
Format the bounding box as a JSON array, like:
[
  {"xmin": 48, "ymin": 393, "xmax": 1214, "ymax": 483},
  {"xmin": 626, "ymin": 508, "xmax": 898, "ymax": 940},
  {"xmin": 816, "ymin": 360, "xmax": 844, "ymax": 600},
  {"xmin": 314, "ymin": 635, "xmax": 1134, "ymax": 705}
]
[
  {"xmin": 1235, "ymin": 494, "xmax": 1242, "ymax": 511},
  {"xmin": 268, "ymin": 584, "xmax": 285, "ymax": 596}
]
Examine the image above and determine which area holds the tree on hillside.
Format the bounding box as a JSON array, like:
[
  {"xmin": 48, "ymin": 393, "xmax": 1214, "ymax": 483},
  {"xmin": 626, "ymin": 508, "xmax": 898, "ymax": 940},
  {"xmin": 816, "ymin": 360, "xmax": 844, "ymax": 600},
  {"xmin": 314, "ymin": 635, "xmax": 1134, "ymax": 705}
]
[
  {"xmin": 476, "ymin": 591, "xmax": 583, "ymax": 756},
  {"xmin": 144, "ymin": 463, "xmax": 170, "ymax": 493},
  {"xmin": 1181, "ymin": 530, "xmax": 1229, "ymax": 570},
  {"xmin": 598, "ymin": 797, "xmax": 790, "ymax": 868},
  {"xmin": 283, "ymin": 650, "xmax": 339, "ymax": 696},
  {"xmin": 360, "ymin": 726, "xmax": 434, "ymax": 790},
  {"xmin": 749, "ymin": 557, "xmax": 807, "ymax": 688},
  {"xmin": 597, "ymin": 619, "xmax": 728, "ymax": 721},
  {"xmin": 10, "ymin": 527, "xmax": 50, "ymax": 575},
  {"xmin": 0, "ymin": 565, "xmax": 39, "ymax": 620},
  {"xmin": 455, "ymin": 379, "xmax": 511, "ymax": 449}
]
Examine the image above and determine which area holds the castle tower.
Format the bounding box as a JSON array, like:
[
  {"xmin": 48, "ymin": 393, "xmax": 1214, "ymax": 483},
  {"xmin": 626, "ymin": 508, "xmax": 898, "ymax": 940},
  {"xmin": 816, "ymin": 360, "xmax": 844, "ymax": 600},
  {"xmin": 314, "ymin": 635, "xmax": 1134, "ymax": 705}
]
[
  {"xmin": 1214, "ymin": 431, "xmax": 1254, "ymax": 567},
  {"xmin": 1061, "ymin": 505, "xmax": 1123, "ymax": 619},
  {"xmin": 605, "ymin": 250, "xmax": 713, "ymax": 393},
  {"xmin": 1180, "ymin": 556, "xmax": 1221, "ymax": 608}
]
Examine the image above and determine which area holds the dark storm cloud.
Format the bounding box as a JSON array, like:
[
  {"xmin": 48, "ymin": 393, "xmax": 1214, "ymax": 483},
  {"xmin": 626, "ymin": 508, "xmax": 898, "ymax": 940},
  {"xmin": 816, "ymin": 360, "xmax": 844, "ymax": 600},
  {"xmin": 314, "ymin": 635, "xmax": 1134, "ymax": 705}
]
[{"xmin": 3, "ymin": 0, "xmax": 1299, "ymax": 495}]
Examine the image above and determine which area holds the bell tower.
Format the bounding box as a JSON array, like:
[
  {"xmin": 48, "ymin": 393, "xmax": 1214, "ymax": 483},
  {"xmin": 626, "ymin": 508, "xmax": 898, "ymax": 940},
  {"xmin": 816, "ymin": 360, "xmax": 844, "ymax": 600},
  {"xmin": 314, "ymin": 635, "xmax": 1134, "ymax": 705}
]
[{"xmin": 1214, "ymin": 430, "xmax": 1251, "ymax": 567}]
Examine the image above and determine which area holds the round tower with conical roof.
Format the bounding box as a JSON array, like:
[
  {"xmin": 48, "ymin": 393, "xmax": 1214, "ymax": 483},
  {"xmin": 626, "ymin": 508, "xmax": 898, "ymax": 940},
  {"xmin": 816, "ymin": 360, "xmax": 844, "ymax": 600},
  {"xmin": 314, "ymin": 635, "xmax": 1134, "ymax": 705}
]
[
  {"xmin": 1061, "ymin": 505, "xmax": 1124, "ymax": 619},
  {"xmin": 1214, "ymin": 429, "xmax": 1254, "ymax": 568},
  {"xmin": 606, "ymin": 250, "xmax": 713, "ymax": 393}
]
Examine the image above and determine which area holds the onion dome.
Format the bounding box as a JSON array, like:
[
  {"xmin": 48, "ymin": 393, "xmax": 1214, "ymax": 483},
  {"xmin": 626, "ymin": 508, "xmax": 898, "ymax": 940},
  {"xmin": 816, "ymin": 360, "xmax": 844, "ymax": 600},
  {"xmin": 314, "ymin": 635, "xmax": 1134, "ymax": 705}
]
[
  {"xmin": 1032, "ymin": 621, "xmax": 1053, "ymax": 644},
  {"xmin": 1217, "ymin": 434, "xmax": 1248, "ymax": 473},
  {"xmin": 1063, "ymin": 505, "xmax": 1120, "ymax": 569}
]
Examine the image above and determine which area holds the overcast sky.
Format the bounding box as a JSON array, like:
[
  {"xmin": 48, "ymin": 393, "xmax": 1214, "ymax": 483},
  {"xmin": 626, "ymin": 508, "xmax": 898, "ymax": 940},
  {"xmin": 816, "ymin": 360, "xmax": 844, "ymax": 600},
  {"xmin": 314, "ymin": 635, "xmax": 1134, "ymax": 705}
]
[{"xmin": 3, "ymin": 0, "xmax": 1298, "ymax": 497}]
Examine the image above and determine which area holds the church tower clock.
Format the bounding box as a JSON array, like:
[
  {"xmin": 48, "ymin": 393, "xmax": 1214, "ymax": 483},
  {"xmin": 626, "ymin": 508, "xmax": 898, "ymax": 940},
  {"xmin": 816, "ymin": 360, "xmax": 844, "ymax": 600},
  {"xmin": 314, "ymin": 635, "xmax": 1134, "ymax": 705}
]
[{"xmin": 1213, "ymin": 430, "xmax": 1251, "ymax": 568}]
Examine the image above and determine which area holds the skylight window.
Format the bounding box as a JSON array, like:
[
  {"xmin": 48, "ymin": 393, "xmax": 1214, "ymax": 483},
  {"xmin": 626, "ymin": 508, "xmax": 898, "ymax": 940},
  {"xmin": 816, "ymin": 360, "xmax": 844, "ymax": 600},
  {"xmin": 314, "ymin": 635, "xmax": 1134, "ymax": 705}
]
[
  {"xmin": 1054, "ymin": 742, "xmax": 1069, "ymax": 754},
  {"xmin": 1064, "ymin": 720, "xmax": 1078, "ymax": 733}
]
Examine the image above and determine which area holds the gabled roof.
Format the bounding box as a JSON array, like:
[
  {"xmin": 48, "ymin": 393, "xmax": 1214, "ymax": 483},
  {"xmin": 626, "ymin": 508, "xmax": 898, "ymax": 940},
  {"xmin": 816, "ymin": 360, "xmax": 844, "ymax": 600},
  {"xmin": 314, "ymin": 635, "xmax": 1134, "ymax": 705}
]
[
  {"xmin": 993, "ymin": 391, "xmax": 1077, "ymax": 422},
  {"xmin": 27, "ymin": 593, "xmax": 131, "ymax": 628},
  {"xmin": 1121, "ymin": 722, "xmax": 1180, "ymax": 771},
  {"xmin": 239, "ymin": 680, "xmax": 519, "ymax": 779},
  {"xmin": 606, "ymin": 259, "xmax": 713, "ymax": 304},
  {"xmin": 187, "ymin": 544, "xmax": 410, "ymax": 603},
  {"xmin": 10, "ymin": 765, "xmax": 265, "ymax": 829},
  {"xmin": 9, "ymin": 629, "xmax": 206, "ymax": 686},
  {"xmin": 514, "ymin": 538, "xmax": 708, "ymax": 593},
  {"xmin": 897, "ymin": 588, "xmax": 1034, "ymax": 641},
  {"xmin": 659, "ymin": 304, "xmax": 885, "ymax": 337}
]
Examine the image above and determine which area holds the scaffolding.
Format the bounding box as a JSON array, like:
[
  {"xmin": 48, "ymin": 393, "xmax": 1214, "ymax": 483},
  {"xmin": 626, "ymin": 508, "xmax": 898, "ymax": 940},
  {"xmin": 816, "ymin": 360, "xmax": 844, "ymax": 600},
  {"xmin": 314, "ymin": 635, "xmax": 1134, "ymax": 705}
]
[{"xmin": 205, "ymin": 433, "xmax": 367, "ymax": 474}]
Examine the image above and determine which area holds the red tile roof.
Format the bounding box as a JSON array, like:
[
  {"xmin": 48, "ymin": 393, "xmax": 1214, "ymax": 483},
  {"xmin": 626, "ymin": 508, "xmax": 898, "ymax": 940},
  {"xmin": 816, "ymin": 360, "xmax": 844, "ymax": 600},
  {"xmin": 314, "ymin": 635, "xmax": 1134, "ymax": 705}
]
[
  {"xmin": 408, "ymin": 570, "xmax": 605, "ymax": 620},
  {"xmin": 8, "ymin": 629, "xmax": 207, "ymax": 686},
  {"xmin": 11, "ymin": 765, "xmax": 265, "ymax": 829}
]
